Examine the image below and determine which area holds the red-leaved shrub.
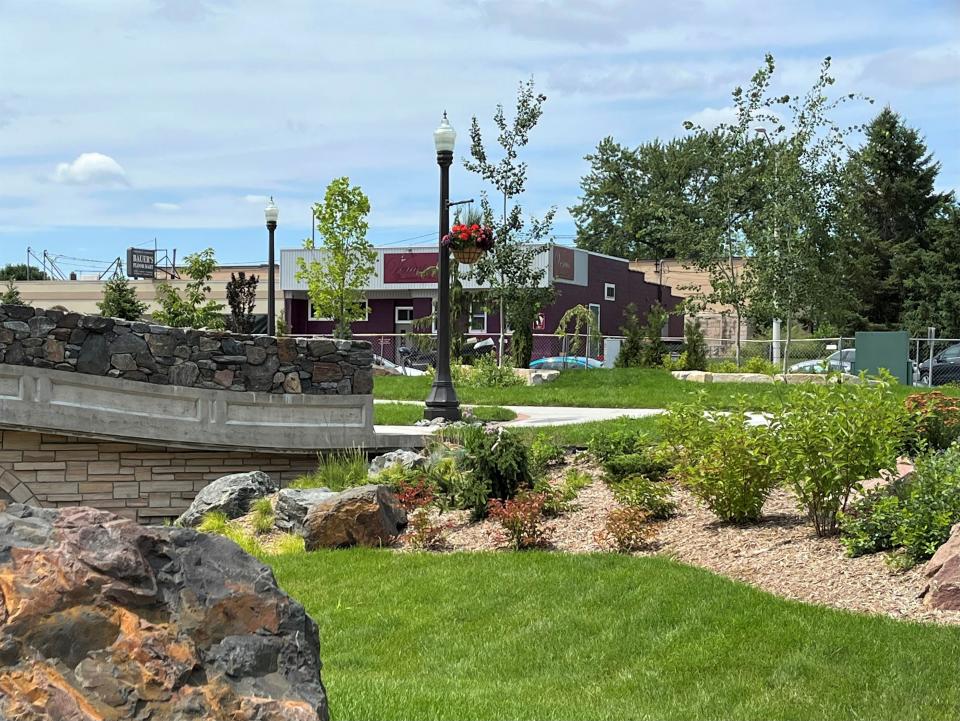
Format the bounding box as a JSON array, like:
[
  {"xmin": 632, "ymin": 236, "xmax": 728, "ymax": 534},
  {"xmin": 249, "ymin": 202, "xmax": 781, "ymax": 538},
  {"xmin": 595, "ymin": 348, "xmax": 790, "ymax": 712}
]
[{"xmin": 487, "ymin": 492, "xmax": 549, "ymax": 550}]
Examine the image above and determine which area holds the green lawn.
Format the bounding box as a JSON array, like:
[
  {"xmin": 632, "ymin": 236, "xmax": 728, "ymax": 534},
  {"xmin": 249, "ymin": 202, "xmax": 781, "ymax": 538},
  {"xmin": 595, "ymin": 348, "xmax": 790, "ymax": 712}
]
[
  {"xmin": 271, "ymin": 550, "xmax": 960, "ymax": 721},
  {"xmin": 374, "ymin": 402, "xmax": 516, "ymax": 425},
  {"xmin": 375, "ymin": 367, "xmax": 958, "ymax": 410}
]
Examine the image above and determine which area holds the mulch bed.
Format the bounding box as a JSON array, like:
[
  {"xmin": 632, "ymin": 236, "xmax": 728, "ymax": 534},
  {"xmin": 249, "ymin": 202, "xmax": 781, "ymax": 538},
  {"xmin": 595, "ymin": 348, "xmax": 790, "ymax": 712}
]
[{"xmin": 393, "ymin": 457, "xmax": 960, "ymax": 625}]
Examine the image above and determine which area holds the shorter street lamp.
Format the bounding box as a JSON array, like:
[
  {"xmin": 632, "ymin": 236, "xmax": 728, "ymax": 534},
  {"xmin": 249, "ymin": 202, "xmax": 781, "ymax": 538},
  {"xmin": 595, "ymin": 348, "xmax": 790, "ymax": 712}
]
[
  {"xmin": 265, "ymin": 197, "xmax": 279, "ymax": 336},
  {"xmin": 424, "ymin": 113, "xmax": 461, "ymax": 421}
]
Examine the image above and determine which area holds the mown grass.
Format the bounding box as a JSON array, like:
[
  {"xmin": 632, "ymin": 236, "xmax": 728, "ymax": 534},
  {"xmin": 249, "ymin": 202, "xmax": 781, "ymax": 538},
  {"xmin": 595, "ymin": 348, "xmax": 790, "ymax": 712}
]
[
  {"xmin": 271, "ymin": 550, "xmax": 960, "ymax": 721},
  {"xmin": 375, "ymin": 367, "xmax": 958, "ymax": 410},
  {"xmin": 436, "ymin": 415, "xmax": 661, "ymax": 448},
  {"xmin": 374, "ymin": 402, "xmax": 517, "ymax": 426}
]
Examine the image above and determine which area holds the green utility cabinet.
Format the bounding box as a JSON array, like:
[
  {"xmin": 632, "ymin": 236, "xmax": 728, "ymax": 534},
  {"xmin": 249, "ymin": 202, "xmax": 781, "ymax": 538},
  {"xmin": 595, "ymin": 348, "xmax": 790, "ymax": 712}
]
[{"xmin": 853, "ymin": 331, "xmax": 912, "ymax": 384}]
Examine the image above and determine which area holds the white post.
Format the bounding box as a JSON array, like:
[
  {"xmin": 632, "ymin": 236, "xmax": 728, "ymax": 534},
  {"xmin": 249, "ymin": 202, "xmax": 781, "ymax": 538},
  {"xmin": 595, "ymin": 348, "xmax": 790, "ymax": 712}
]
[
  {"xmin": 772, "ymin": 318, "xmax": 782, "ymax": 365},
  {"xmin": 928, "ymin": 327, "xmax": 936, "ymax": 388}
]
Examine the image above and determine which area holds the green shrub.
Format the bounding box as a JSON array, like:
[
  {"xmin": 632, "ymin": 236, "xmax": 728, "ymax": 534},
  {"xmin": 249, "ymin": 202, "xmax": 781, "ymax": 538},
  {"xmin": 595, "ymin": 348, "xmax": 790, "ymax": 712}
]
[
  {"xmin": 530, "ymin": 434, "xmax": 565, "ymax": 477},
  {"xmin": 660, "ymin": 353, "xmax": 686, "ymax": 372},
  {"xmin": 535, "ymin": 468, "xmax": 594, "ymax": 517},
  {"xmin": 462, "ymin": 426, "xmax": 532, "ymax": 503},
  {"xmin": 588, "ymin": 429, "xmax": 644, "ymax": 464},
  {"xmin": 709, "ymin": 360, "xmax": 740, "ymax": 374},
  {"xmin": 683, "ymin": 320, "xmax": 708, "ymax": 371},
  {"xmin": 660, "ymin": 400, "xmax": 776, "ymax": 523},
  {"xmin": 452, "ymin": 473, "xmax": 492, "ymax": 520},
  {"xmin": 773, "ymin": 378, "xmax": 908, "ymax": 536},
  {"xmin": 610, "ymin": 475, "xmax": 676, "ymax": 519},
  {"xmin": 602, "ymin": 451, "xmax": 671, "ymax": 484},
  {"xmin": 840, "ymin": 446, "xmax": 960, "ymax": 564},
  {"xmin": 744, "ymin": 356, "xmax": 779, "ymax": 375},
  {"xmin": 292, "ymin": 449, "xmax": 367, "ymax": 491},
  {"xmin": 468, "ymin": 354, "xmax": 525, "ymax": 388},
  {"xmin": 615, "ymin": 303, "xmax": 645, "ymax": 368}
]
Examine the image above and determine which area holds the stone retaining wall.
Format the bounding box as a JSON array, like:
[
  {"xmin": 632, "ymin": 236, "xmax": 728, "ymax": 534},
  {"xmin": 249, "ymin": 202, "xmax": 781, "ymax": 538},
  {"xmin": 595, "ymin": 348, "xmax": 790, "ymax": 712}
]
[
  {"xmin": 0, "ymin": 429, "xmax": 321, "ymax": 524},
  {"xmin": 0, "ymin": 304, "xmax": 373, "ymax": 395}
]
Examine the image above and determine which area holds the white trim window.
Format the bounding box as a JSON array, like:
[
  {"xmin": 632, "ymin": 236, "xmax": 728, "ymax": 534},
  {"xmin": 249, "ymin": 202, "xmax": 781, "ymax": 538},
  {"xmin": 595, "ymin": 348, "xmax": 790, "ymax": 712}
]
[
  {"xmin": 469, "ymin": 300, "xmax": 487, "ymax": 334},
  {"xmin": 604, "ymin": 283, "xmax": 616, "ymax": 301},
  {"xmin": 395, "ymin": 306, "xmax": 415, "ymax": 324},
  {"xmin": 311, "ymin": 299, "xmax": 369, "ymax": 322}
]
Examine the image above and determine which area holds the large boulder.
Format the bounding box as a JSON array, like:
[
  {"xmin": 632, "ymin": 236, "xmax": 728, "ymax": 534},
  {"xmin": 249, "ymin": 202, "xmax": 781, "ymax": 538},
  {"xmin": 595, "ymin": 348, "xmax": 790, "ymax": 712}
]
[
  {"xmin": 303, "ymin": 484, "xmax": 407, "ymax": 550},
  {"xmin": 176, "ymin": 470, "xmax": 276, "ymax": 527},
  {"xmin": 0, "ymin": 503, "xmax": 328, "ymax": 720},
  {"xmin": 924, "ymin": 522, "xmax": 960, "ymax": 610},
  {"xmin": 368, "ymin": 449, "xmax": 424, "ymax": 476},
  {"xmin": 275, "ymin": 487, "xmax": 337, "ymax": 533}
]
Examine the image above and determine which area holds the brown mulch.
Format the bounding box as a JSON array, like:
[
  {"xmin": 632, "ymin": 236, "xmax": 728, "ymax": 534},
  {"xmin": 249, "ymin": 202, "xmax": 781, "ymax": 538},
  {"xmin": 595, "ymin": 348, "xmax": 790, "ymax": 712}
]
[{"xmin": 394, "ymin": 459, "xmax": 960, "ymax": 625}]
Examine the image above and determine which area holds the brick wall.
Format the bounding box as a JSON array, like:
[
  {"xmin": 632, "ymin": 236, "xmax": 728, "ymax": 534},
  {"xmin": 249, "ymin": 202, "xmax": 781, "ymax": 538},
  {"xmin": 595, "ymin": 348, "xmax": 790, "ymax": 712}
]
[{"xmin": 0, "ymin": 430, "xmax": 321, "ymax": 524}]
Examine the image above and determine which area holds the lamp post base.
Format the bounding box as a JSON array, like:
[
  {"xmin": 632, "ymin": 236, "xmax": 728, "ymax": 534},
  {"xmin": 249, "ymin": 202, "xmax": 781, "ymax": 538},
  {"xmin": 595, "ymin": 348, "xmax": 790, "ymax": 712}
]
[{"xmin": 424, "ymin": 381, "xmax": 461, "ymax": 421}]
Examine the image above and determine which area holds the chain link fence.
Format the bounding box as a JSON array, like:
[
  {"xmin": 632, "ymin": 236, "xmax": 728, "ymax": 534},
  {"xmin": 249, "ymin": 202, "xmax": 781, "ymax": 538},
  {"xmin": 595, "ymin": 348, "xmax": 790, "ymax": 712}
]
[{"xmin": 291, "ymin": 331, "xmax": 960, "ymax": 386}]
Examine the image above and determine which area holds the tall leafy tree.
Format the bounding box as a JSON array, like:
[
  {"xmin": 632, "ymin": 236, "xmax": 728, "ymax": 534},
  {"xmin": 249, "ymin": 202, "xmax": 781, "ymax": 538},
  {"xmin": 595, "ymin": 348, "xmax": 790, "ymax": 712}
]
[
  {"xmin": 0, "ymin": 264, "xmax": 48, "ymax": 281},
  {"xmin": 464, "ymin": 77, "xmax": 556, "ymax": 368},
  {"xmin": 571, "ymin": 136, "xmax": 710, "ymax": 260},
  {"xmin": 153, "ymin": 248, "xmax": 225, "ymax": 329},
  {"xmin": 840, "ymin": 108, "xmax": 952, "ymax": 331},
  {"xmin": 225, "ymin": 271, "xmax": 259, "ymax": 333},
  {"xmin": 296, "ymin": 177, "xmax": 376, "ymax": 340},
  {"xmin": 98, "ymin": 275, "xmax": 147, "ymax": 320},
  {"xmin": 747, "ymin": 56, "xmax": 869, "ymax": 367}
]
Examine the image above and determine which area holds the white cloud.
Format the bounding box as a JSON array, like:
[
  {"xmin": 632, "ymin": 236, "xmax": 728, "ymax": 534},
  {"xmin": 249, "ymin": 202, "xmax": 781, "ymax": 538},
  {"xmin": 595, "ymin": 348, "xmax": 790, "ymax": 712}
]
[
  {"xmin": 53, "ymin": 153, "xmax": 128, "ymax": 185},
  {"xmin": 244, "ymin": 194, "xmax": 269, "ymax": 204},
  {"xmin": 152, "ymin": 201, "xmax": 180, "ymax": 211},
  {"xmin": 860, "ymin": 44, "xmax": 960, "ymax": 88},
  {"xmin": 684, "ymin": 106, "xmax": 737, "ymax": 131}
]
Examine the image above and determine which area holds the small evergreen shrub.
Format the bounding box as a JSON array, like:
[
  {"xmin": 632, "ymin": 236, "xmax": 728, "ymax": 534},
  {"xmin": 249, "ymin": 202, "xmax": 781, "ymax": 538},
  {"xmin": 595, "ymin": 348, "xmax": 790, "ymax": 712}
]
[
  {"xmin": 602, "ymin": 451, "xmax": 671, "ymax": 484},
  {"xmin": 683, "ymin": 319, "xmax": 708, "ymax": 371},
  {"xmin": 610, "ymin": 475, "xmax": 676, "ymax": 519},
  {"xmin": 462, "ymin": 426, "xmax": 532, "ymax": 503}
]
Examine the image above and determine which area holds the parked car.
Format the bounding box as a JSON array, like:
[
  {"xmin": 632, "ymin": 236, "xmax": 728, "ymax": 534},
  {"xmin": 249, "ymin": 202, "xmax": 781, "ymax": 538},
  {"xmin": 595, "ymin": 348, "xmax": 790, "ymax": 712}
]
[
  {"xmin": 916, "ymin": 342, "xmax": 960, "ymax": 386},
  {"xmin": 530, "ymin": 356, "xmax": 603, "ymax": 371},
  {"xmin": 788, "ymin": 348, "xmax": 855, "ymax": 374}
]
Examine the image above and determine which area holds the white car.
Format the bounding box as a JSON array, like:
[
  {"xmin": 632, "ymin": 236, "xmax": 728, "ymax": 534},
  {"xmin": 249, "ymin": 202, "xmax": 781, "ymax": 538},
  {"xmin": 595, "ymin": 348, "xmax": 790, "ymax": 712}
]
[{"xmin": 788, "ymin": 349, "xmax": 855, "ymax": 374}]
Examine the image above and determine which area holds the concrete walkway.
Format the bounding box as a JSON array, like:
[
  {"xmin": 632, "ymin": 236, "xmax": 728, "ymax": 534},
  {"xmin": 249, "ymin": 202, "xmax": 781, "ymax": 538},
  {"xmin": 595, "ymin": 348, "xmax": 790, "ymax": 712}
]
[{"xmin": 373, "ymin": 401, "xmax": 664, "ymax": 441}]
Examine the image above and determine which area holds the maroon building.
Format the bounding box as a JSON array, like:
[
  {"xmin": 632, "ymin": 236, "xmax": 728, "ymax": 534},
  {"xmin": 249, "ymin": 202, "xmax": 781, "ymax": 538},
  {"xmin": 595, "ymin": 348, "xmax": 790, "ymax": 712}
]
[{"xmin": 280, "ymin": 245, "xmax": 682, "ymax": 361}]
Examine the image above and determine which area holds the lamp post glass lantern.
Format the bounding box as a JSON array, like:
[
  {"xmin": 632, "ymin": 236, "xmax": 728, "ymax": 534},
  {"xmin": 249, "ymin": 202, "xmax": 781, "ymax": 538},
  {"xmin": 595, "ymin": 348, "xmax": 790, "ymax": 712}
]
[
  {"xmin": 265, "ymin": 197, "xmax": 278, "ymax": 336},
  {"xmin": 424, "ymin": 113, "xmax": 461, "ymax": 421}
]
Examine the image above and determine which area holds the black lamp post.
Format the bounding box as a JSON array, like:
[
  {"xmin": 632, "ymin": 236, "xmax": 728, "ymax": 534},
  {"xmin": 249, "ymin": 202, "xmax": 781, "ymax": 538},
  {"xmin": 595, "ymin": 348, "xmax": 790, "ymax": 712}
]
[
  {"xmin": 424, "ymin": 113, "xmax": 461, "ymax": 421},
  {"xmin": 265, "ymin": 197, "xmax": 279, "ymax": 336}
]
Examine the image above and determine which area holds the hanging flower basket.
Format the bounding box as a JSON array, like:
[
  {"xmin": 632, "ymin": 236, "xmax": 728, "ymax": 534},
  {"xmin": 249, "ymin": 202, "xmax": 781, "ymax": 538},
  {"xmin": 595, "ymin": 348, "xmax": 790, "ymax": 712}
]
[
  {"xmin": 452, "ymin": 246, "xmax": 484, "ymax": 264},
  {"xmin": 442, "ymin": 222, "xmax": 495, "ymax": 265}
]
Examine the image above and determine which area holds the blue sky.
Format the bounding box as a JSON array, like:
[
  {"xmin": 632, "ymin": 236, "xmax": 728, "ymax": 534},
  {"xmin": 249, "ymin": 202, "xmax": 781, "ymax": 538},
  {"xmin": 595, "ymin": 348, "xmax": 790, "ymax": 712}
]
[{"xmin": 0, "ymin": 0, "xmax": 957, "ymax": 274}]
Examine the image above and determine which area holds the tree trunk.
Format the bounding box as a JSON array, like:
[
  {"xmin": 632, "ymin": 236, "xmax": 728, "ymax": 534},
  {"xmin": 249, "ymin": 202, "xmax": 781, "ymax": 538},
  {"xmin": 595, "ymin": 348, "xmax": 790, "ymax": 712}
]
[
  {"xmin": 735, "ymin": 310, "xmax": 742, "ymax": 367},
  {"xmin": 782, "ymin": 314, "xmax": 792, "ymax": 373}
]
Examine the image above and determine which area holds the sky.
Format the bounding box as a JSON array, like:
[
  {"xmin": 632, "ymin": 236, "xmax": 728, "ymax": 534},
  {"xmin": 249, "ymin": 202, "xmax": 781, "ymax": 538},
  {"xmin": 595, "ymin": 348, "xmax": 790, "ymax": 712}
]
[{"xmin": 0, "ymin": 0, "xmax": 957, "ymax": 275}]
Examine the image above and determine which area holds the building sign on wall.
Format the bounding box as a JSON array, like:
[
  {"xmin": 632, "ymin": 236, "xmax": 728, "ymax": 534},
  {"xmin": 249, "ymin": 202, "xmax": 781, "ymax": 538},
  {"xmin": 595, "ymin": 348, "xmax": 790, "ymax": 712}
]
[
  {"xmin": 383, "ymin": 252, "xmax": 438, "ymax": 284},
  {"xmin": 553, "ymin": 246, "xmax": 575, "ymax": 281},
  {"xmin": 126, "ymin": 248, "xmax": 156, "ymax": 279}
]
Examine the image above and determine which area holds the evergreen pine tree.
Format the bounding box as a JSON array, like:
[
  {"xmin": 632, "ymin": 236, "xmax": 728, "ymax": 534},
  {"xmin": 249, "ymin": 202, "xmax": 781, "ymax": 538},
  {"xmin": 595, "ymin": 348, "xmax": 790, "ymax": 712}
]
[
  {"xmin": 842, "ymin": 108, "xmax": 951, "ymax": 330},
  {"xmin": 98, "ymin": 275, "xmax": 147, "ymax": 320}
]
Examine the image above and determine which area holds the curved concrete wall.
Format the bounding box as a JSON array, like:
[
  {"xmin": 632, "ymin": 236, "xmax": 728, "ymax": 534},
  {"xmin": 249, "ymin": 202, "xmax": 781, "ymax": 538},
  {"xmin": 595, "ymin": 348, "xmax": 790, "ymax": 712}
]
[{"xmin": 0, "ymin": 364, "xmax": 376, "ymax": 451}]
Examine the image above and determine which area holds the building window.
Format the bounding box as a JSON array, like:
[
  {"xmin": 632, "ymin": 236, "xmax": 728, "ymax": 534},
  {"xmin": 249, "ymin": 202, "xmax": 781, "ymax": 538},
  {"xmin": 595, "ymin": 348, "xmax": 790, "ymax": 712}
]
[
  {"xmin": 469, "ymin": 301, "xmax": 486, "ymax": 333},
  {"xmin": 311, "ymin": 300, "xmax": 369, "ymax": 322},
  {"xmin": 395, "ymin": 306, "xmax": 414, "ymax": 323},
  {"xmin": 604, "ymin": 283, "xmax": 616, "ymax": 301}
]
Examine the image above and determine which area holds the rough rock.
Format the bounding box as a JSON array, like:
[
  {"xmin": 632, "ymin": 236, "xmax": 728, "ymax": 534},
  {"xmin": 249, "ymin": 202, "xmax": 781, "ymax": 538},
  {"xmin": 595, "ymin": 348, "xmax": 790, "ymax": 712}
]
[
  {"xmin": 0, "ymin": 503, "xmax": 328, "ymax": 720},
  {"xmin": 177, "ymin": 471, "xmax": 277, "ymax": 527},
  {"xmin": 924, "ymin": 522, "xmax": 960, "ymax": 610},
  {"xmin": 368, "ymin": 449, "xmax": 425, "ymax": 475},
  {"xmin": 303, "ymin": 484, "xmax": 407, "ymax": 550},
  {"xmin": 275, "ymin": 487, "xmax": 337, "ymax": 532}
]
